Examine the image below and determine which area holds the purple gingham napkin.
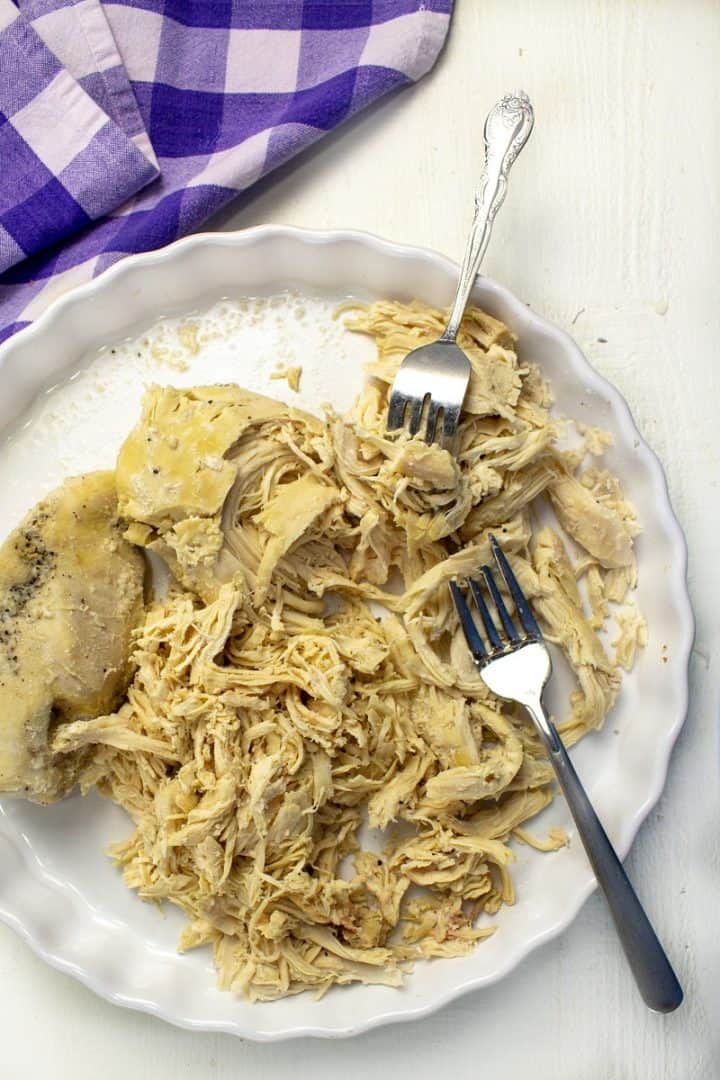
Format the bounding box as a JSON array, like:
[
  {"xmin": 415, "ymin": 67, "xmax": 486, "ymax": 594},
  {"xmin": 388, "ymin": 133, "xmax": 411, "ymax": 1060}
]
[{"xmin": 0, "ymin": 1, "xmax": 452, "ymax": 343}]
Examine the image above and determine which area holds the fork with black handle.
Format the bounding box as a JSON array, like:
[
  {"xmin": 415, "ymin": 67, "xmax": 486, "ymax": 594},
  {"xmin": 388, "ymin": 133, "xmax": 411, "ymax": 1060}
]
[{"xmin": 450, "ymin": 535, "xmax": 683, "ymax": 1013}]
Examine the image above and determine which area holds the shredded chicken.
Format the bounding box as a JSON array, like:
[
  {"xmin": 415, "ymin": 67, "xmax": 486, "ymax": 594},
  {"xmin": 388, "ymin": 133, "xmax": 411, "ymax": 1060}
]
[
  {"xmin": 270, "ymin": 364, "xmax": 303, "ymax": 392},
  {"xmin": 56, "ymin": 300, "xmax": 642, "ymax": 1001}
]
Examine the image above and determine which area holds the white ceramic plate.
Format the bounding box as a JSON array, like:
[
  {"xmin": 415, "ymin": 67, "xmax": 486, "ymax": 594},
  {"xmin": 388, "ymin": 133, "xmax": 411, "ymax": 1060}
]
[{"xmin": 0, "ymin": 227, "xmax": 693, "ymax": 1040}]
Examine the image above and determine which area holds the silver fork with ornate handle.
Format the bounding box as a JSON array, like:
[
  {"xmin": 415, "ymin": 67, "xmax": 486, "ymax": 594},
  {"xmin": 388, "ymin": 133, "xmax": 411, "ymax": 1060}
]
[
  {"xmin": 450, "ymin": 535, "xmax": 683, "ymax": 1013},
  {"xmin": 387, "ymin": 91, "xmax": 534, "ymax": 444}
]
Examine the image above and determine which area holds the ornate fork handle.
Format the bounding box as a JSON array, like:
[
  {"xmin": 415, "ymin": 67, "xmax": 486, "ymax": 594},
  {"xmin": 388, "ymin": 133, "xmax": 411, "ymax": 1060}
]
[{"xmin": 442, "ymin": 92, "xmax": 535, "ymax": 342}]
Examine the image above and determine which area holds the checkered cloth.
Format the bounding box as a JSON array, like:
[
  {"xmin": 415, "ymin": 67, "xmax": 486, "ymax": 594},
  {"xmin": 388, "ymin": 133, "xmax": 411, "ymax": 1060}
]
[{"xmin": 0, "ymin": 0, "xmax": 451, "ymax": 343}]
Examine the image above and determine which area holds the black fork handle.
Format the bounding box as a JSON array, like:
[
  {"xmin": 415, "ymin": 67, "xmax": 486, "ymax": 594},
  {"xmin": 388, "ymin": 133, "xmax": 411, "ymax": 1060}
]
[{"xmin": 525, "ymin": 698, "xmax": 683, "ymax": 1013}]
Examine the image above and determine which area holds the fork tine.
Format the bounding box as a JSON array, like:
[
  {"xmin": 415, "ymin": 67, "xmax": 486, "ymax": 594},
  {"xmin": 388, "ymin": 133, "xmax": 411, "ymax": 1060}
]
[
  {"xmin": 482, "ymin": 565, "xmax": 521, "ymax": 643},
  {"xmin": 442, "ymin": 404, "xmax": 460, "ymax": 438},
  {"xmin": 468, "ymin": 579, "xmax": 503, "ymax": 651},
  {"xmin": 449, "ymin": 581, "xmax": 487, "ymax": 662},
  {"xmin": 489, "ymin": 534, "xmax": 543, "ymax": 640},
  {"xmin": 407, "ymin": 395, "xmax": 426, "ymax": 437},
  {"xmin": 387, "ymin": 391, "xmax": 408, "ymax": 430},
  {"xmin": 425, "ymin": 400, "xmax": 442, "ymax": 444}
]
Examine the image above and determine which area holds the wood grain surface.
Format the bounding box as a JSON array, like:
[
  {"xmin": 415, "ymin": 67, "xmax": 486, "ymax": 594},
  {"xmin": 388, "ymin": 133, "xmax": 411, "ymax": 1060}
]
[{"xmin": 1, "ymin": 2, "xmax": 717, "ymax": 1077}]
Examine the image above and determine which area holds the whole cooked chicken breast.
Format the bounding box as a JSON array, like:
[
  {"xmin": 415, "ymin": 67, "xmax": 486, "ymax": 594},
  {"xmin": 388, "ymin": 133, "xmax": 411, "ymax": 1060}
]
[{"xmin": 0, "ymin": 472, "xmax": 145, "ymax": 803}]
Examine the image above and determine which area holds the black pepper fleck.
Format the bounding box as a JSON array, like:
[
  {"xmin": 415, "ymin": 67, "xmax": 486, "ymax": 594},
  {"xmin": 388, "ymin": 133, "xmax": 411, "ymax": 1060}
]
[{"xmin": 1, "ymin": 518, "xmax": 56, "ymax": 673}]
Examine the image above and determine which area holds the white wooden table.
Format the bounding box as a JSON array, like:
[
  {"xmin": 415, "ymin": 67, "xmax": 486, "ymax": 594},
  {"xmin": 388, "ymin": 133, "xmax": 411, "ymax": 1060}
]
[{"xmin": 1, "ymin": 2, "xmax": 718, "ymax": 1076}]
